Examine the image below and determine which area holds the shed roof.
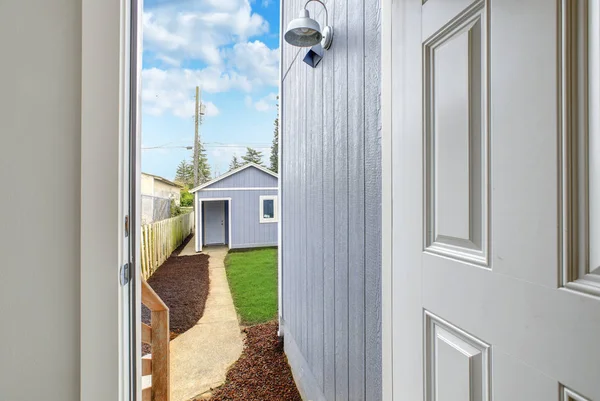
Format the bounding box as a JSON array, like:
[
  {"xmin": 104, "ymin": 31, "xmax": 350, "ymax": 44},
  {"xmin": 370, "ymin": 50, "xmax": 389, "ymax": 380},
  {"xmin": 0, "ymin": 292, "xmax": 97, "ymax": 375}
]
[{"xmin": 190, "ymin": 162, "xmax": 278, "ymax": 193}]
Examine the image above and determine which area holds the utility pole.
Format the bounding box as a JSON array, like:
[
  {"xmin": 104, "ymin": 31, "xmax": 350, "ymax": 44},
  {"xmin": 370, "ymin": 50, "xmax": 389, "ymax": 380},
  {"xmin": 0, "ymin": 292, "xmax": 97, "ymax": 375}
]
[{"xmin": 193, "ymin": 86, "xmax": 200, "ymax": 187}]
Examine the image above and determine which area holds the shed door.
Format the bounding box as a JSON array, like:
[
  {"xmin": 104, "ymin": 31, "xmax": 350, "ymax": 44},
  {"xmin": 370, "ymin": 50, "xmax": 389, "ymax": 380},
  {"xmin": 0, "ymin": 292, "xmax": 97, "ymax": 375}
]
[
  {"xmin": 390, "ymin": 0, "xmax": 600, "ymax": 399},
  {"xmin": 204, "ymin": 200, "xmax": 225, "ymax": 245}
]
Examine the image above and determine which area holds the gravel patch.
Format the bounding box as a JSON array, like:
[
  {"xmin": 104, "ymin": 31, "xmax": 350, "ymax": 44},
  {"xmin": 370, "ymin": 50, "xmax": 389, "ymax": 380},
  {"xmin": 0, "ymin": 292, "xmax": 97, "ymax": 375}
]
[{"xmin": 205, "ymin": 321, "xmax": 301, "ymax": 401}]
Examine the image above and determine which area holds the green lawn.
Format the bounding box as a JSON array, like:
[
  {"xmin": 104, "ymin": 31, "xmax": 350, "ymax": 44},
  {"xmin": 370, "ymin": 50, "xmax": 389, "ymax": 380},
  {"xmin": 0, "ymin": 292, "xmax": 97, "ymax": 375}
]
[{"xmin": 225, "ymin": 248, "xmax": 278, "ymax": 325}]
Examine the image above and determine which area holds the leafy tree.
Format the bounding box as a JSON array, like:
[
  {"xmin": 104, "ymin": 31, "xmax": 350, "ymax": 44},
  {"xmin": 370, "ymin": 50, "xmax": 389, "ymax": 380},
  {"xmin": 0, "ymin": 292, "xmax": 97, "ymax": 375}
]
[
  {"xmin": 180, "ymin": 190, "xmax": 194, "ymax": 207},
  {"xmin": 174, "ymin": 160, "xmax": 194, "ymax": 188},
  {"xmin": 269, "ymin": 101, "xmax": 279, "ymax": 173},
  {"xmin": 192, "ymin": 143, "xmax": 211, "ymax": 185},
  {"xmin": 242, "ymin": 147, "xmax": 264, "ymax": 166},
  {"xmin": 229, "ymin": 155, "xmax": 242, "ymax": 171},
  {"xmin": 170, "ymin": 199, "xmax": 182, "ymax": 217}
]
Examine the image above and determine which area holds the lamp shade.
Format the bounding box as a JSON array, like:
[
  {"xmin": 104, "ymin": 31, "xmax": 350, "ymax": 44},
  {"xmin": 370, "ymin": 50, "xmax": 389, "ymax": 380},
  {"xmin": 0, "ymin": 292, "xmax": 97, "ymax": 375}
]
[{"xmin": 284, "ymin": 9, "xmax": 322, "ymax": 47}]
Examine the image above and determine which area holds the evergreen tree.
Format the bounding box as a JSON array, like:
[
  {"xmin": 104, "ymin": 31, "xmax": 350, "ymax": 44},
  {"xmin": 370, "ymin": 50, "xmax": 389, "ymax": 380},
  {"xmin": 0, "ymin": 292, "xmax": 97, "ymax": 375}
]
[
  {"xmin": 191, "ymin": 143, "xmax": 212, "ymax": 184},
  {"xmin": 174, "ymin": 160, "xmax": 194, "ymax": 188},
  {"xmin": 242, "ymin": 147, "xmax": 264, "ymax": 166},
  {"xmin": 269, "ymin": 101, "xmax": 279, "ymax": 173},
  {"xmin": 229, "ymin": 155, "xmax": 242, "ymax": 171},
  {"xmin": 175, "ymin": 159, "xmax": 195, "ymax": 208}
]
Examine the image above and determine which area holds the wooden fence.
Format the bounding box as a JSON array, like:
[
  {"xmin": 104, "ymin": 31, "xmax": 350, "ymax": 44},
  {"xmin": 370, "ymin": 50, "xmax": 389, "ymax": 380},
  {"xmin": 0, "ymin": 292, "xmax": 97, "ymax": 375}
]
[{"xmin": 140, "ymin": 212, "xmax": 194, "ymax": 280}]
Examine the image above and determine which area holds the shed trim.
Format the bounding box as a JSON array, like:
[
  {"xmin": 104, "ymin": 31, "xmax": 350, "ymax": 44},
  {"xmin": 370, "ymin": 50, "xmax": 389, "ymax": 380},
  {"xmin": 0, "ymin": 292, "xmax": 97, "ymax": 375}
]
[
  {"xmin": 259, "ymin": 195, "xmax": 279, "ymax": 224},
  {"xmin": 190, "ymin": 162, "xmax": 278, "ymax": 193},
  {"xmin": 195, "ymin": 196, "xmax": 232, "ymax": 253}
]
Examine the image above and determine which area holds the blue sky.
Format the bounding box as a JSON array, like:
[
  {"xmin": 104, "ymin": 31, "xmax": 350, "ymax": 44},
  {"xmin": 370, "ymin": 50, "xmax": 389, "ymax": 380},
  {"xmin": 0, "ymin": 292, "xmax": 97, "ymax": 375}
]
[{"xmin": 141, "ymin": 0, "xmax": 280, "ymax": 179}]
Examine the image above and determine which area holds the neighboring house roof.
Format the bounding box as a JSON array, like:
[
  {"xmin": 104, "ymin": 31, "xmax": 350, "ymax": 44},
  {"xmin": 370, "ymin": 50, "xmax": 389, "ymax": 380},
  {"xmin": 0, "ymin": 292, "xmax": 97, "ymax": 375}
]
[
  {"xmin": 142, "ymin": 172, "xmax": 184, "ymax": 189},
  {"xmin": 190, "ymin": 162, "xmax": 278, "ymax": 193}
]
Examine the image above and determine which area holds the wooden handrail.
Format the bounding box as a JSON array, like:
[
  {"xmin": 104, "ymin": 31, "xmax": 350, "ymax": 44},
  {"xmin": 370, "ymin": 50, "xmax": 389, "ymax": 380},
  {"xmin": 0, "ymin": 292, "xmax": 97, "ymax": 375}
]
[
  {"xmin": 142, "ymin": 279, "xmax": 168, "ymax": 311},
  {"xmin": 141, "ymin": 278, "xmax": 170, "ymax": 401}
]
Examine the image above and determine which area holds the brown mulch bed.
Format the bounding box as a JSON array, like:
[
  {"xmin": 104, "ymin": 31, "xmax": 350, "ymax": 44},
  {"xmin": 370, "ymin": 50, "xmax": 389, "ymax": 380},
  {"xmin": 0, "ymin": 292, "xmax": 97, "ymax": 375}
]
[
  {"xmin": 142, "ymin": 236, "xmax": 209, "ymax": 353},
  {"xmin": 206, "ymin": 321, "xmax": 302, "ymax": 401}
]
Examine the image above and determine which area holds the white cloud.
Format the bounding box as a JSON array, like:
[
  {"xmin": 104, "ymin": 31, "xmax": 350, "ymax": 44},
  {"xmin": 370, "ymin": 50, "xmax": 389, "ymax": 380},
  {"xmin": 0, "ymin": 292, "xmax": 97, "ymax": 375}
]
[
  {"xmin": 204, "ymin": 102, "xmax": 220, "ymax": 117},
  {"xmin": 227, "ymin": 41, "xmax": 279, "ymax": 88},
  {"xmin": 143, "ymin": 0, "xmax": 269, "ymax": 66},
  {"xmin": 245, "ymin": 92, "xmax": 278, "ymax": 112},
  {"xmin": 208, "ymin": 145, "xmax": 244, "ymax": 175},
  {"xmin": 142, "ymin": 68, "xmax": 228, "ymax": 118},
  {"xmin": 142, "ymin": 42, "xmax": 279, "ymax": 118},
  {"xmin": 141, "ymin": 1, "xmax": 280, "ymax": 119},
  {"xmin": 254, "ymin": 100, "xmax": 271, "ymax": 112},
  {"xmin": 157, "ymin": 54, "xmax": 181, "ymax": 67}
]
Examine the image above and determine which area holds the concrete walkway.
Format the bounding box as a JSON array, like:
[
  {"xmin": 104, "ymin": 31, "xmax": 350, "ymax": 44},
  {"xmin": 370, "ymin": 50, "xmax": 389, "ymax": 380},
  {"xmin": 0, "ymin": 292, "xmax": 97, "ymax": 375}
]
[
  {"xmin": 170, "ymin": 240, "xmax": 243, "ymax": 401},
  {"xmin": 178, "ymin": 235, "xmax": 198, "ymax": 257}
]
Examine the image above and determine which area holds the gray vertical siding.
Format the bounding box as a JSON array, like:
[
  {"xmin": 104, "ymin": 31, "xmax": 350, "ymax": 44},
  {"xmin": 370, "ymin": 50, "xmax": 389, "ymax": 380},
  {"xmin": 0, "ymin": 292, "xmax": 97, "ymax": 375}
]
[
  {"xmin": 198, "ymin": 189, "xmax": 278, "ymax": 249},
  {"xmin": 204, "ymin": 166, "xmax": 278, "ymax": 189},
  {"xmin": 280, "ymin": 0, "xmax": 382, "ymax": 399}
]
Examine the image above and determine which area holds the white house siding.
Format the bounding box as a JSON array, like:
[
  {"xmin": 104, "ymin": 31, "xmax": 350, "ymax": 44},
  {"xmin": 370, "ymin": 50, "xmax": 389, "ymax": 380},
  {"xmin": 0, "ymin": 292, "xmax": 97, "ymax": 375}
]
[
  {"xmin": 153, "ymin": 180, "xmax": 181, "ymax": 205},
  {"xmin": 141, "ymin": 173, "xmax": 181, "ymax": 204},
  {"xmin": 0, "ymin": 0, "xmax": 81, "ymax": 399},
  {"xmin": 141, "ymin": 173, "xmax": 154, "ymax": 195},
  {"xmin": 280, "ymin": 0, "xmax": 381, "ymax": 400},
  {"xmin": 141, "ymin": 174, "xmax": 182, "ymax": 223}
]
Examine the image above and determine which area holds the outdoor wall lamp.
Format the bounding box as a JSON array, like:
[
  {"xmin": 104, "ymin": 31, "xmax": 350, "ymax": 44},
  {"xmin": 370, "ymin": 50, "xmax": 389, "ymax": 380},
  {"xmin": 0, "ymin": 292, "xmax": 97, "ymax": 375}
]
[{"xmin": 284, "ymin": 0, "xmax": 333, "ymax": 50}]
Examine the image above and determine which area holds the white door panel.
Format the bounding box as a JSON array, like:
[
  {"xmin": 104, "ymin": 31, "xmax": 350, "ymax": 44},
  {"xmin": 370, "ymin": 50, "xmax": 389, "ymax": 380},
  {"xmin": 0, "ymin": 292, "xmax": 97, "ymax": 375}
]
[{"xmin": 390, "ymin": 0, "xmax": 600, "ymax": 399}]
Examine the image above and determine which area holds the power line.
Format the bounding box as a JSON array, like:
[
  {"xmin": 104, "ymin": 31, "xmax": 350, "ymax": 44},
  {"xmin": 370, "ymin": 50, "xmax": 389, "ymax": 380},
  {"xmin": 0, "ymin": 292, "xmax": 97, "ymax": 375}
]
[
  {"xmin": 142, "ymin": 145, "xmax": 193, "ymax": 150},
  {"xmin": 142, "ymin": 143, "xmax": 270, "ymax": 150},
  {"xmin": 204, "ymin": 145, "xmax": 270, "ymax": 149},
  {"xmin": 205, "ymin": 141, "xmax": 271, "ymax": 146}
]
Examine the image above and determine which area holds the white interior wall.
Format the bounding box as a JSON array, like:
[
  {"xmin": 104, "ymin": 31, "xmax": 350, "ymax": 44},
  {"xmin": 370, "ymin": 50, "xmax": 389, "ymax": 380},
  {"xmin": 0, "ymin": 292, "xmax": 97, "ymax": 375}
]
[{"xmin": 0, "ymin": 0, "xmax": 82, "ymax": 399}]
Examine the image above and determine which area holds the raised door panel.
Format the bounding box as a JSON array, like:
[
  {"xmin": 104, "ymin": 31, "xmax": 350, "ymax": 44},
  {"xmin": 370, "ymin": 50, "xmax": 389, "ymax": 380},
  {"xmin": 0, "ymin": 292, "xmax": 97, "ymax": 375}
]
[
  {"xmin": 563, "ymin": 387, "xmax": 593, "ymax": 401},
  {"xmin": 425, "ymin": 312, "xmax": 490, "ymax": 401},
  {"xmin": 560, "ymin": 0, "xmax": 600, "ymax": 297},
  {"xmin": 432, "ymin": 29, "xmax": 471, "ymax": 243},
  {"xmin": 423, "ymin": 0, "xmax": 489, "ymax": 266}
]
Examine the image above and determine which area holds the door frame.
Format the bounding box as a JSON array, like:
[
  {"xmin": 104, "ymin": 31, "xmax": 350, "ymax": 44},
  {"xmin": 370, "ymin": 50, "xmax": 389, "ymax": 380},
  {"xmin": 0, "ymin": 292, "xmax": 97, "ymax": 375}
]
[
  {"xmin": 81, "ymin": 0, "xmax": 141, "ymax": 400},
  {"xmin": 202, "ymin": 200, "xmax": 226, "ymax": 245},
  {"xmin": 196, "ymin": 197, "xmax": 232, "ymax": 252},
  {"xmin": 381, "ymin": 0, "xmax": 393, "ymax": 397},
  {"xmin": 381, "ymin": 0, "xmax": 422, "ymax": 399}
]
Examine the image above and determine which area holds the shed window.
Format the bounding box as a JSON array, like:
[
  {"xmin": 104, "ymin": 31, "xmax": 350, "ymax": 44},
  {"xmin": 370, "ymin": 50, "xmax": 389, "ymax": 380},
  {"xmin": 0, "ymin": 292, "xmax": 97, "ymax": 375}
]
[{"xmin": 260, "ymin": 195, "xmax": 278, "ymax": 223}]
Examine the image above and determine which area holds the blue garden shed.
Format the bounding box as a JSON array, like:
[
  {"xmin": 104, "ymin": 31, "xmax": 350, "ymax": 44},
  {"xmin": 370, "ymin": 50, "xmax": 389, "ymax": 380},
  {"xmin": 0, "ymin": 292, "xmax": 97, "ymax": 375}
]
[{"xmin": 190, "ymin": 162, "xmax": 278, "ymax": 252}]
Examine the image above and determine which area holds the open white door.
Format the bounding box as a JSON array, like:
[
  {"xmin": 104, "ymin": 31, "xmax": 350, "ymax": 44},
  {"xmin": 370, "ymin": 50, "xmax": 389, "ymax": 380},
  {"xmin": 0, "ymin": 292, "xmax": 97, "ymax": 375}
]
[{"xmin": 385, "ymin": 0, "xmax": 600, "ymax": 399}]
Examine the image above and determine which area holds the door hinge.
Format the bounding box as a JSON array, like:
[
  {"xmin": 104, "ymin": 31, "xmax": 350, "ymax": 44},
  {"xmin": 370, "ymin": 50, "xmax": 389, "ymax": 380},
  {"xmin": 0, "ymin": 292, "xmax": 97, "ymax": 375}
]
[
  {"xmin": 124, "ymin": 215, "xmax": 130, "ymax": 237},
  {"xmin": 120, "ymin": 262, "xmax": 131, "ymax": 286}
]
